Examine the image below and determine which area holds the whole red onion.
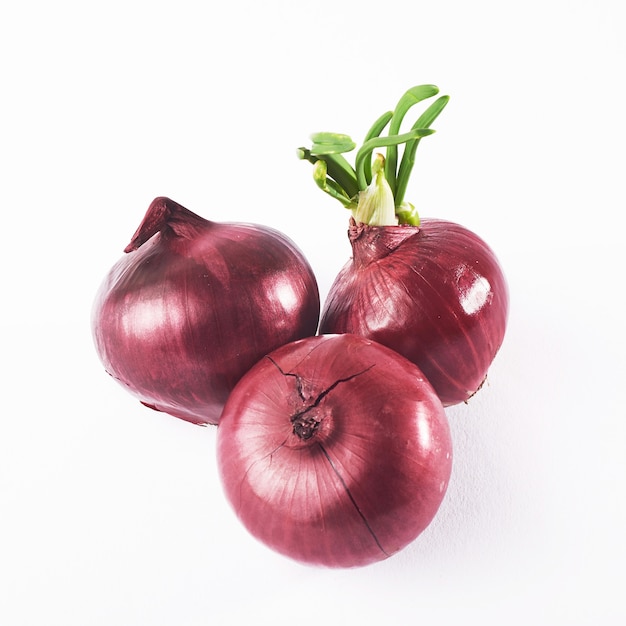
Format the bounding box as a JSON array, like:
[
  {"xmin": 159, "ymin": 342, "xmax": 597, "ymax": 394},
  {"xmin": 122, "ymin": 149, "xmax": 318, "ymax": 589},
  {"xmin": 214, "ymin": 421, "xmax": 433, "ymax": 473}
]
[
  {"xmin": 92, "ymin": 196, "xmax": 320, "ymax": 425},
  {"xmin": 320, "ymin": 218, "xmax": 509, "ymax": 406},
  {"xmin": 217, "ymin": 333, "xmax": 452, "ymax": 568},
  {"xmin": 298, "ymin": 84, "xmax": 509, "ymax": 405}
]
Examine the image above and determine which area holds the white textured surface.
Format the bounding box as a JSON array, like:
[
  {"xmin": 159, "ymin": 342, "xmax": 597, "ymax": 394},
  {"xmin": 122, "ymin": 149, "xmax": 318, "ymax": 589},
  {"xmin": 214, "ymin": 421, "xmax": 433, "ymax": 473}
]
[{"xmin": 2, "ymin": 1, "xmax": 624, "ymax": 624}]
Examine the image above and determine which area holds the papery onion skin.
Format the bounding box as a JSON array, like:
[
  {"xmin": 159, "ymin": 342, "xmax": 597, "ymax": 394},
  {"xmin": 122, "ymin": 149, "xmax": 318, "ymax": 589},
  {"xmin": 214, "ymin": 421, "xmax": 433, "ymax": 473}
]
[
  {"xmin": 217, "ymin": 333, "xmax": 452, "ymax": 568},
  {"xmin": 92, "ymin": 197, "xmax": 320, "ymax": 426},
  {"xmin": 320, "ymin": 218, "xmax": 509, "ymax": 407}
]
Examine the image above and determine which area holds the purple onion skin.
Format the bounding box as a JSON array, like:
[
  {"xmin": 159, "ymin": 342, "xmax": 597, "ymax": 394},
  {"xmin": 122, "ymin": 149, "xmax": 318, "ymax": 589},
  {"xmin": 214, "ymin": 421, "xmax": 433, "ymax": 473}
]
[
  {"xmin": 217, "ymin": 333, "xmax": 452, "ymax": 568},
  {"xmin": 320, "ymin": 218, "xmax": 509, "ymax": 407},
  {"xmin": 92, "ymin": 197, "xmax": 320, "ymax": 426}
]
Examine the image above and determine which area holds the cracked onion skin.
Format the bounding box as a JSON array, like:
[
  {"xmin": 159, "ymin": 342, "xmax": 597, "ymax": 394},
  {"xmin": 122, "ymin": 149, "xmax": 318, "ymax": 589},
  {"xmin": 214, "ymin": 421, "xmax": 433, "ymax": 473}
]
[
  {"xmin": 216, "ymin": 333, "xmax": 452, "ymax": 568},
  {"xmin": 320, "ymin": 218, "xmax": 509, "ymax": 406},
  {"xmin": 91, "ymin": 196, "xmax": 320, "ymax": 426}
]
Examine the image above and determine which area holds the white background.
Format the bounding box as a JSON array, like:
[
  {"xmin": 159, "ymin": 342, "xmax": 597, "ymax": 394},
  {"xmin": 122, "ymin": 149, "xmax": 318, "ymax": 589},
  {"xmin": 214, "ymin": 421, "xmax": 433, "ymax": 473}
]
[{"xmin": 2, "ymin": 1, "xmax": 625, "ymax": 624}]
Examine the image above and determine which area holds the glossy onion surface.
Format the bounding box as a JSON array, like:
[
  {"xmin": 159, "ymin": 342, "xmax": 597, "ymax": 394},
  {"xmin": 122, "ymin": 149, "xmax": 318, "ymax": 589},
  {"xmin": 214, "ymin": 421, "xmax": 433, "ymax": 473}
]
[
  {"xmin": 92, "ymin": 197, "xmax": 320, "ymax": 425},
  {"xmin": 217, "ymin": 334, "xmax": 452, "ymax": 568},
  {"xmin": 320, "ymin": 219, "xmax": 509, "ymax": 406}
]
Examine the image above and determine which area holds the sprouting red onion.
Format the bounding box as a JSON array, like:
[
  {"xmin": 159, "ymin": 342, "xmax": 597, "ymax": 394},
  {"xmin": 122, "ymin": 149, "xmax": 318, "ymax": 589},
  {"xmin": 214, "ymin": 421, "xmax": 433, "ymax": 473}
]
[
  {"xmin": 217, "ymin": 333, "xmax": 452, "ymax": 568},
  {"xmin": 320, "ymin": 218, "xmax": 509, "ymax": 406},
  {"xmin": 298, "ymin": 85, "xmax": 509, "ymax": 406},
  {"xmin": 92, "ymin": 196, "xmax": 320, "ymax": 425}
]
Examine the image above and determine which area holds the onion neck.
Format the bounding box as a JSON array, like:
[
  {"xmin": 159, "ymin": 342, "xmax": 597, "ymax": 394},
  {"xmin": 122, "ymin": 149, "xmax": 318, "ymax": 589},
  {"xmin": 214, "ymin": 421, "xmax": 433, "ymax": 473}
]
[
  {"xmin": 349, "ymin": 218, "xmax": 420, "ymax": 267},
  {"xmin": 124, "ymin": 197, "xmax": 209, "ymax": 253}
]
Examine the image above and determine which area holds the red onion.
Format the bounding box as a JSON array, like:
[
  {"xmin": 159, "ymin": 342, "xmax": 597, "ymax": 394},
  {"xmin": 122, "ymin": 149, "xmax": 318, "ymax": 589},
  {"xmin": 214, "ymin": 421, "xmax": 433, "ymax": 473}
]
[
  {"xmin": 298, "ymin": 84, "xmax": 509, "ymax": 405},
  {"xmin": 320, "ymin": 218, "xmax": 509, "ymax": 406},
  {"xmin": 217, "ymin": 333, "xmax": 452, "ymax": 568},
  {"xmin": 91, "ymin": 196, "xmax": 320, "ymax": 425}
]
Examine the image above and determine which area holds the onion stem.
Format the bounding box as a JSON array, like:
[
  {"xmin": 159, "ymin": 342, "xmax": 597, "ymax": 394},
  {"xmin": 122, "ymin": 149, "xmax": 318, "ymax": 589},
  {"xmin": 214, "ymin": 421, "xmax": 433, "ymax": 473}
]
[{"xmin": 353, "ymin": 154, "xmax": 396, "ymax": 226}]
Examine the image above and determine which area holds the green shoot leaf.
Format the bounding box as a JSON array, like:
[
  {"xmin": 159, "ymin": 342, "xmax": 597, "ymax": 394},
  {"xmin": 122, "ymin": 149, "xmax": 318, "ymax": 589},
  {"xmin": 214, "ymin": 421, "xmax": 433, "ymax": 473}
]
[
  {"xmin": 394, "ymin": 95, "xmax": 450, "ymax": 208},
  {"xmin": 385, "ymin": 85, "xmax": 440, "ymax": 194},
  {"xmin": 298, "ymin": 146, "xmax": 359, "ymax": 199},
  {"xmin": 355, "ymin": 128, "xmax": 435, "ymax": 191},
  {"xmin": 362, "ymin": 111, "xmax": 393, "ymax": 185},
  {"xmin": 310, "ymin": 132, "xmax": 356, "ymax": 155},
  {"xmin": 312, "ymin": 160, "xmax": 355, "ymax": 208}
]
